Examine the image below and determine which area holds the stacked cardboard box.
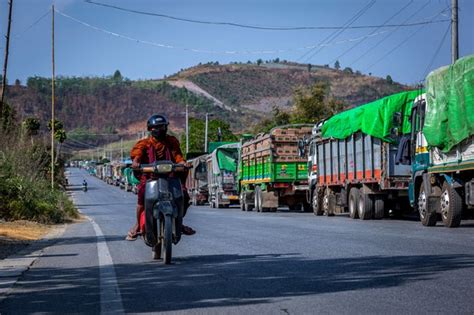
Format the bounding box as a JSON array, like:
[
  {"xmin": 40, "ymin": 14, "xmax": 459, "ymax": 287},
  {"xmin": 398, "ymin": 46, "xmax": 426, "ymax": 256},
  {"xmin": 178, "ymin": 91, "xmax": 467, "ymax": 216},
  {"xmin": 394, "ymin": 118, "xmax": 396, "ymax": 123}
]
[{"xmin": 242, "ymin": 126, "xmax": 312, "ymax": 163}]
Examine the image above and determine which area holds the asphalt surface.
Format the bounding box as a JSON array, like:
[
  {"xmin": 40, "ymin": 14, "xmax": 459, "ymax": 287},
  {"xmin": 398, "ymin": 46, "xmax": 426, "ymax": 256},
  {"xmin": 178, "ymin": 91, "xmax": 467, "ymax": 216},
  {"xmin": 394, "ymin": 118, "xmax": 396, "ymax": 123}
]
[{"xmin": 1, "ymin": 168, "xmax": 474, "ymax": 314}]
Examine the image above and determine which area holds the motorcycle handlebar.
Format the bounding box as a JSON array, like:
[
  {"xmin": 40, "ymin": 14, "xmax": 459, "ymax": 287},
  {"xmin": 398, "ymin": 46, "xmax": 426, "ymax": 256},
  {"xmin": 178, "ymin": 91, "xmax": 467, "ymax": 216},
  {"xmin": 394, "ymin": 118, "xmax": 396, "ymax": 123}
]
[{"xmin": 135, "ymin": 162, "xmax": 190, "ymax": 173}]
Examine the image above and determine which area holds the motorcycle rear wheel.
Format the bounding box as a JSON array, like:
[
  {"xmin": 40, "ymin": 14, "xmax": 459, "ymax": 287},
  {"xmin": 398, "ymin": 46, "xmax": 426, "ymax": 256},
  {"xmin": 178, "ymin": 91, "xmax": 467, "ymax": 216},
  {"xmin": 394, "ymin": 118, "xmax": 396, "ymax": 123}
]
[{"xmin": 162, "ymin": 215, "xmax": 173, "ymax": 264}]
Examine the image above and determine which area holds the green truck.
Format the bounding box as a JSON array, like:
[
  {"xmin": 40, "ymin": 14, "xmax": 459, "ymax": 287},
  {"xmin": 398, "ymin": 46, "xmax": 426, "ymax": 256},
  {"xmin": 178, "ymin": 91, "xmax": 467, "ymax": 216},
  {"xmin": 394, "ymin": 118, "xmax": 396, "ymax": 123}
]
[
  {"xmin": 409, "ymin": 54, "xmax": 474, "ymax": 227},
  {"xmin": 239, "ymin": 125, "xmax": 313, "ymax": 212}
]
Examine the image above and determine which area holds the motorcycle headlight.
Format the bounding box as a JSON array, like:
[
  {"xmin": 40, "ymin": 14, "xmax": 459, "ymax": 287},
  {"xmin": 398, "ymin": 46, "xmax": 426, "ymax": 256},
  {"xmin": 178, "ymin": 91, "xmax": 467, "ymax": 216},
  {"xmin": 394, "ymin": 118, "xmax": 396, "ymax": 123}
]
[{"xmin": 156, "ymin": 163, "xmax": 173, "ymax": 173}]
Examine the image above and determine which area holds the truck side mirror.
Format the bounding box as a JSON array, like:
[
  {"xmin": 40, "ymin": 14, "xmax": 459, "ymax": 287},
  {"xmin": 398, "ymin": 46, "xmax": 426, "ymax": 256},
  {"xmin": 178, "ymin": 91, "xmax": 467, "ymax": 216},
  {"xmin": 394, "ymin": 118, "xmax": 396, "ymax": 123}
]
[
  {"xmin": 297, "ymin": 139, "xmax": 305, "ymax": 158},
  {"xmin": 393, "ymin": 112, "xmax": 402, "ymax": 127}
]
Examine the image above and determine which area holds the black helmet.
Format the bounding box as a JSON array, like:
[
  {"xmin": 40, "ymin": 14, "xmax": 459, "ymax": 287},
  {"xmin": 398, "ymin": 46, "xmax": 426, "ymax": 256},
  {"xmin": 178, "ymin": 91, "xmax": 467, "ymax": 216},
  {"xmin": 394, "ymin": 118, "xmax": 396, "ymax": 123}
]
[{"xmin": 147, "ymin": 114, "xmax": 169, "ymax": 131}]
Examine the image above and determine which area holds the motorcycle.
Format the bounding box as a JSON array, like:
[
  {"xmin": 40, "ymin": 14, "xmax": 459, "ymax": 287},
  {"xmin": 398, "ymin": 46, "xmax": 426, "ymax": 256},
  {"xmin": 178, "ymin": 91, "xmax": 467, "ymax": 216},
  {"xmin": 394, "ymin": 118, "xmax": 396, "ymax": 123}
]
[
  {"xmin": 139, "ymin": 161, "xmax": 188, "ymax": 264},
  {"xmin": 82, "ymin": 180, "xmax": 88, "ymax": 192}
]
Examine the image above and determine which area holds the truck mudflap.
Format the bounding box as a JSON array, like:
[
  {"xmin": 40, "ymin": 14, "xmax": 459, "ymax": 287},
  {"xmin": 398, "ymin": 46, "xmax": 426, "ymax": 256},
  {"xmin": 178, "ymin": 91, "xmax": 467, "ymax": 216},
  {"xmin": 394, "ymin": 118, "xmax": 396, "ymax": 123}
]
[
  {"xmin": 261, "ymin": 190, "xmax": 279, "ymax": 208},
  {"xmin": 466, "ymin": 180, "xmax": 474, "ymax": 207}
]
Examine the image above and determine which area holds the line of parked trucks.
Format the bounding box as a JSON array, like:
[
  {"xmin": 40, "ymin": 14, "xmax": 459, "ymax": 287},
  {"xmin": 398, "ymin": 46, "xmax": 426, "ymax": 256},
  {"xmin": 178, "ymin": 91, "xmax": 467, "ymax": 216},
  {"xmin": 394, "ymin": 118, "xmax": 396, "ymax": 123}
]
[{"xmin": 84, "ymin": 55, "xmax": 473, "ymax": 228}]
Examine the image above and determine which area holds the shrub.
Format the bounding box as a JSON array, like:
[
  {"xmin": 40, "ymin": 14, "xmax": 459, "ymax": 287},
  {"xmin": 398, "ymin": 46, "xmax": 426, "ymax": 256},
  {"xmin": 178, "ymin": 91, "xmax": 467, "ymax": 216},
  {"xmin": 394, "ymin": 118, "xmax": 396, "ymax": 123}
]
[{"xmin": 0, "ymin": 107, "xmax": 78, "ymax": 224}]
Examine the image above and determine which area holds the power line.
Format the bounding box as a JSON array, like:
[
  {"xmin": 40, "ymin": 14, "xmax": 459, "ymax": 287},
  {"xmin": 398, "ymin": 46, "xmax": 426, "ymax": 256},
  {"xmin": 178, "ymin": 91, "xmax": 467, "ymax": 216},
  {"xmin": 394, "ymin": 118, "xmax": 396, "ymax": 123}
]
[
  {"xmin": 13, "ymin": 10, "xmax": 50, "ymax": 39},
  {"xmin": 332, "ymin": 0, "xmax": 414, "ymax": 64},
  {"xmin": 347, "ymin": 0, "xmax": 431, "ymax": 68},
  {"xmin": 422, "ymin": 22, "xmax": 451, "ymax": 80},
  {"xmin": 364, "ymin": 6, "xmax": 450, "ymax": 72},
  {"xmin": 84, "ymin": 0, "xmax": 448, "ymax": 31},
  {"xmin": 298, "ymin": 0, "xmax": 376, "ymax": 63},
  {"xmin": 55, "ymin": 9, "xmax": 391, "ymax": 55}
]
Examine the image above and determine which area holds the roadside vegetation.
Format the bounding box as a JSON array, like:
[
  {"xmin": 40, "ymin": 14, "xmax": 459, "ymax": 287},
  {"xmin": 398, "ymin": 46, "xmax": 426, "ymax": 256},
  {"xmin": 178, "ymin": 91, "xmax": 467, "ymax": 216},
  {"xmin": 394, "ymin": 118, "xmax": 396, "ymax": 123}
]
[
  {"xmin": 253, "ymin": 82, "xmax": 345, "ymax": 133},
  {"xmin": 0, "ymin": 103, "xmax": 78, "ymax": 224}
]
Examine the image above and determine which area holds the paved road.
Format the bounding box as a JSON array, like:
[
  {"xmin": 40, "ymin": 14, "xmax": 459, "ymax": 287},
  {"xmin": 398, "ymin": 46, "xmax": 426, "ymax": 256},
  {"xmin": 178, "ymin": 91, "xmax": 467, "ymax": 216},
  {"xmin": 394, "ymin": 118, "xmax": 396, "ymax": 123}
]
[{"xmin": 1, "ymin": 168, "xmax": 474, "ymax": 314}]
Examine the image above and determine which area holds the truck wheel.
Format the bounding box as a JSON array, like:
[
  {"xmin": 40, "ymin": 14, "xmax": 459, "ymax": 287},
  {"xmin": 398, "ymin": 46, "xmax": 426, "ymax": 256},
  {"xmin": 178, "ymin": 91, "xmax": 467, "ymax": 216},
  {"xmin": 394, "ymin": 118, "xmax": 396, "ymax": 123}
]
[
  {"xmin": 323, "ymin": 194, "xmax": 336, "ymax": 216},
  {"xmin": 418, "ymin": 185, "xmax": 437, "ymax": 226},
  {"xmin": 349, "ymin": 188, "xmax": 360, "ymax": 219},
  {"xmin": 312, "ymin": 189, "xmax": 324, "ymax": 216},
  {"xmin": 373, "ymin": 196, "xmax": 385, "ymax": 219},
  {"xmin": 358, "ymin": 192, "xmax": 373, "ymax": 220},
  {"xmin": 255, "ymin": 186, "xmax": 262, "ymax": 212},
  {"xmin": 440, "ymin": 182, "xmax": 463, "ymax": 228}
]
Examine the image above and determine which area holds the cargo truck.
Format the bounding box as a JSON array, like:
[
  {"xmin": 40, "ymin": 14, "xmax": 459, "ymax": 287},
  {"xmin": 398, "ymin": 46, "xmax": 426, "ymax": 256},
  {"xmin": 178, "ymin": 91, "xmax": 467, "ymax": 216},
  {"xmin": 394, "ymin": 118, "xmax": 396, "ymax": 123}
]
[
  {"xmin": 409, "ymin": 54, "xmax": 474, "ymax": 227},
  {"xmin": 307, "ymin": 90, "xmax": 421, "ymax": 219},
  {"xmin": 123, "ymin": 167, "xmax": 140, "ymax": 194},
  {"xmin": 207, "ymin": 143, "xmax": 240, "ymax": 208},
  {"xmin": 240, "ymin": 125, "xmax": 313, "ymax": 212},
  {"xmin": 186, "ymin": 154, "xmax": 209, "ymax": 206}
]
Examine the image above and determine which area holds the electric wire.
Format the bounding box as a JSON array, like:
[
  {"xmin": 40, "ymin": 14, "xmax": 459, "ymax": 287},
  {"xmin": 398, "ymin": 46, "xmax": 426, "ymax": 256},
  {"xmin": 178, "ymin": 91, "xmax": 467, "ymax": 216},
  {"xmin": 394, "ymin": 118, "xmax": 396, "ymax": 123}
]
[
  {"xmin": 332, "ymin": 0, "xmax": 414, "ymax": 64},
  {"xmin": 55, "ymin": 9, "xmax": 392, "ymax": 55},
  {"xmin": 364, "ymin": 6, "xmax": 451, "ymax": 72},
  {"xmin": 422, "ymin": 22, "xmax": 451, "ymax": 80},
  {"xmin": 298, "ymin": 0, "xmax": 376, "ymax": 63},
  {"xmin": 13, "ymin": 10, "xmax": 50, "ymax": 39},
  {"xmin": 347, "ymin": 0, "xmax": 431, "ymax": 68},
  {"xmin": 84, "ymin": 0, "xmax": 448, "ymax": 31}
]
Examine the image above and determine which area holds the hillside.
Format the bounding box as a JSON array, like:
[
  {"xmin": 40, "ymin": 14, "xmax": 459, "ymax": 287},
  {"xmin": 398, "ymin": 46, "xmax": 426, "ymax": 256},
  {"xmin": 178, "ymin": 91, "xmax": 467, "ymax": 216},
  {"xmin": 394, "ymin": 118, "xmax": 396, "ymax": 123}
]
[
  {"xmin": 4, "ymin": 62, "xmax": 411, "ymax": 141},
  {"xmin": 173, "ymin": 62, "xmax": 409, "ymax": 113}
]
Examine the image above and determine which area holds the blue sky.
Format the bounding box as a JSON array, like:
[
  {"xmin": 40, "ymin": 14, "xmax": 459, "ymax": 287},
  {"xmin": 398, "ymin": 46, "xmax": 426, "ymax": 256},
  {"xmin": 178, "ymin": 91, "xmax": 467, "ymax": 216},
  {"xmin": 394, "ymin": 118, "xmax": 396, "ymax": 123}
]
[{"xmin": 1, "ymin": 0, "xmax": 473, "ymax": 85}]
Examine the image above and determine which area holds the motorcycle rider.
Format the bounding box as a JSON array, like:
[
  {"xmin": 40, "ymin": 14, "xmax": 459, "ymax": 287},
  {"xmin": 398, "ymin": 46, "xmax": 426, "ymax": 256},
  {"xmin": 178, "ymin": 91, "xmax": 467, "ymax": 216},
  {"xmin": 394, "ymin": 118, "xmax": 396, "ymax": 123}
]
[
  {"xmin": 126, "ymin": 114, "xmax": 195, "ymax": 241},
  {"xmin": 82, "ymin": 179, "xmax": 88, "ymax": 192}
]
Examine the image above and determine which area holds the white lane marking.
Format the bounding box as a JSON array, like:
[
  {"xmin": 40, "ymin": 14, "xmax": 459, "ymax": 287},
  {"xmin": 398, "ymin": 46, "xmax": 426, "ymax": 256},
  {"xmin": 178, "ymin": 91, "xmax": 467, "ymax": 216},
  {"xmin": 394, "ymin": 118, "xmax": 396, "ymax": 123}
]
[{"xmin": 89, "ymin": 218, "xmax": 125, "ymax": 315}]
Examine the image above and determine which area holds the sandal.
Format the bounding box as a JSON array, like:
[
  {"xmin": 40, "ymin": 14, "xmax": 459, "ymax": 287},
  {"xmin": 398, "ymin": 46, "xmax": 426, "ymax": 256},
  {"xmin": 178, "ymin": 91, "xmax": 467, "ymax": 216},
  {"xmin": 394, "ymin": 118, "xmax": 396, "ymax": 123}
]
[
  {"xmin": 182, "ymin": 225, "xmax": 196, "ymax": 236},
  {"xmin": 125, "ymin": 230, "xmax": 141, "ymax": 241}
]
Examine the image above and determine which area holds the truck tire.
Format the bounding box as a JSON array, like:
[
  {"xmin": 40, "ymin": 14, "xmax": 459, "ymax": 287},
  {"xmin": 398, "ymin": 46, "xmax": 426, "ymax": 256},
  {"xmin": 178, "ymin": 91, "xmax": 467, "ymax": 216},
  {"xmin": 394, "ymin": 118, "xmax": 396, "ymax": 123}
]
[
  {"xmin": 373, "ymin": 196, "xmax": 385, "ymax": 219},
  {"xmin": 240, "ymin": 193, "xmax": 245, "ymax": 211},
  {"xmin": 358, "ymin": 191, "xmax": 373, "ymax": 220},
  {"xmin": 312, "ymin": 188, "xmax": 324, "ymax": 216},
  {"xmin": 440, "ymin": 182, "xmax": 462, "ymax": 228},
  {"xmin": 255, "ymin": 186, "xmax": 262, "ymax": 212},
  {"xmin": 418, "ymin": 185, "xmax": 437, "ymax": 226},
  {"xmin": 349, "ymin": 188, "xmax": 360, "ymax": 219},
  {"xmin": 323, "ymin": 194, "xmax": 336, "ymax": 216}
]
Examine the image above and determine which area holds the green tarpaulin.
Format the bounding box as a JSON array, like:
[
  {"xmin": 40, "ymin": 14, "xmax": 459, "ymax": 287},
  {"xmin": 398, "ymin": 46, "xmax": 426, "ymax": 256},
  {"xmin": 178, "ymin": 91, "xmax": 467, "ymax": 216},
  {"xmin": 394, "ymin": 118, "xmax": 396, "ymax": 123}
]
[
  {"xmin": 423, "ymin": 54, "xmax": 474, "ymax": 152},
  {"xmin": 217, "ymin": 148, "xmax": 238, "ymax": 173},
  {"xmin": 322, "ymin": 90, "xmax": 422, "ymax": 142},
  {"xmin": 210, "ymin": 143, "xmax": 240, "ymax": 175}
]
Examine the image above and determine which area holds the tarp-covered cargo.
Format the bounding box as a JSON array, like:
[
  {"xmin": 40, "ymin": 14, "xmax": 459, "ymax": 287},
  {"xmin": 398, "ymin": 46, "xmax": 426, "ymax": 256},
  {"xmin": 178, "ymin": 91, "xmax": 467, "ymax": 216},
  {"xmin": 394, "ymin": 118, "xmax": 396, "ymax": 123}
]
[
  {"xmin": 424, "ymin": 54, "xmax": 474, "ymax": 152},
  {"xmin": 209, "ymin": 143, "xmax": 240, "ymax": 175},
  {"xmin": 321, "ymin": 90, "xmax": 422, "ymax": 142}
]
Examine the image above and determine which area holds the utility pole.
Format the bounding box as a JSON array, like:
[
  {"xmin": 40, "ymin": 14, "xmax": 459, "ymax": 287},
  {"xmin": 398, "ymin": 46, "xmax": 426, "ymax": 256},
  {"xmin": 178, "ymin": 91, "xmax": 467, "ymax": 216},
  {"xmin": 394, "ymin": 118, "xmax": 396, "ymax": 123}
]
[
  {"xmin": 451, "ymin": 0, "xmax": 459, "ymax": 64},
  {"xmin": 185, "ymin": 103, "xmax": 189, "ymax": 155},
  {"xmin": 1, "ymin": 0, "xmax": 13, "ymax": 119},
  {"xmin": 120, "ymin": 137, "xmax": 123, "ymax": 161},
  {"xmin": 204, "ymin": 113, "xmax": 215, "ymax": 153},
  {"xmin": 204, "ymin": 113, "xmax": 209, "ymax": 153},
  {"xmin": 51, "ymin": 4, "xmax": 55, "ymax": 189}
]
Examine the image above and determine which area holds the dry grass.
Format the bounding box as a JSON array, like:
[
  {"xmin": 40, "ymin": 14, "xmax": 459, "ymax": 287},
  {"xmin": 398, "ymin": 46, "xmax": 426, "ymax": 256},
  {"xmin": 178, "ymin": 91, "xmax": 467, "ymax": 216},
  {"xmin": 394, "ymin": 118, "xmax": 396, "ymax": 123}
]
[{"xmin": 0, "ymin": 220, "xmax": 54, "ymax": 241}]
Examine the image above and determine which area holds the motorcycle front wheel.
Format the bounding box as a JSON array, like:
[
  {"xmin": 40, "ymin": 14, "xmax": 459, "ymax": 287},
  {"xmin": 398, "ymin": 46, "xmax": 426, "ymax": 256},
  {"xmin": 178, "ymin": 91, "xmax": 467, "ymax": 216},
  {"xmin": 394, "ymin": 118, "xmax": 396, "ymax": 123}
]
[
  {"xmin": 162, "ymin": 214, "xmax": 173, "ymax": 264},
  {"xmin": 152, "ymin": 219, "xmax": 161, "ymax": 260}
]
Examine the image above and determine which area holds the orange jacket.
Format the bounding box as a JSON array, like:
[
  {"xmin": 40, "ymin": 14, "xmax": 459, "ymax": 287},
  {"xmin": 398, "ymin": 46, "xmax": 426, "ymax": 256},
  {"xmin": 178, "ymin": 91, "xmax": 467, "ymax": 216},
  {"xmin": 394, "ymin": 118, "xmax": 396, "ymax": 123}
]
[{"xmin": 130, "ymin": 135, "xmax": 185, "ymax": 164}]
